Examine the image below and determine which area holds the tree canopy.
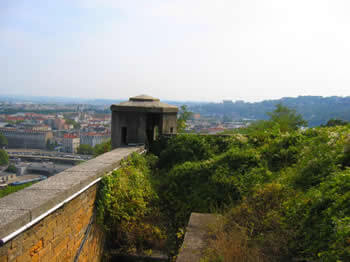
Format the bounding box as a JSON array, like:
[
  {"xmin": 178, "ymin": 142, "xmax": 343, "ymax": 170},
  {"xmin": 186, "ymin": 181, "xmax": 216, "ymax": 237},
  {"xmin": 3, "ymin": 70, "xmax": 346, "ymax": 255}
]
[
  {"xmin": 267, "ymin": 103, "xmax": 307, "ymax": 132},
  {"xmin": 64, "ymin": 118, "xmax": 80, "ymax": 129},
  {"xmin": 177, "ymin": 105, "xmax": 193, "ymax": 133},
  {"xmin": 77, "ymin": 144, "xmax": 94, "ymax": 155},
  {"xmin": 323, "ymin": 118, "xmax": 348, "ymax": 127},
  {"xmin": 0, "ymin": 149, "xmax": 9, "ymax": 165},
  {"xmin": 93, "ymin": 140, "xmax": 111, "ymax": 156},
  {"xmin": 0, "ymin": 133, "xmax": 8, "ymax": 148}
]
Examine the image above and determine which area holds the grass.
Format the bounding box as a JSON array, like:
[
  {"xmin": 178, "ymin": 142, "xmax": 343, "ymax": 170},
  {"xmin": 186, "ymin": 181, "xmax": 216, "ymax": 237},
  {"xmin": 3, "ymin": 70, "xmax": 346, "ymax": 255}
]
[
  {"xmin": 201, "ymin": 218, "xmax": 266, "ymax": 262},
  {"xmin": 0, "ymin": 182, "xmax": 34, "ymax": 198}
]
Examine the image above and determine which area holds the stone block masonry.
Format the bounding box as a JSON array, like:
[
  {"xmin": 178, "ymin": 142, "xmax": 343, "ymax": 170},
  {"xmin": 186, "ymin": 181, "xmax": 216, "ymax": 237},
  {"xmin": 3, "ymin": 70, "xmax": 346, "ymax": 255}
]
[{"xmin": 0, "ymin": 146, "xmax": 144, "ymax": 262}]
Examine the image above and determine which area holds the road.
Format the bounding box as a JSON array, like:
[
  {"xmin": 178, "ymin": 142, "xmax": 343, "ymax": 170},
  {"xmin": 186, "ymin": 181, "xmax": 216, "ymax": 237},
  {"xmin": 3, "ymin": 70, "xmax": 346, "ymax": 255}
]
[{"xmin": 6, "ymin": 149, "xmax": 92, "ymax": 162}]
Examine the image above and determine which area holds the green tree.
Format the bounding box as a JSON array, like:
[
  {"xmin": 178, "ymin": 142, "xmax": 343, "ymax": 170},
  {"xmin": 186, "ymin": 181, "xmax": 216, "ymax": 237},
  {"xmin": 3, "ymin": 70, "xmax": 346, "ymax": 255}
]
[
  {"xmin": 177, "ymin": 105, "xmax": 193, "ymax": 133},
  {"xmin": 267, "ymin": 103, "xmax": 307, "ymax": 132},
  {"xmin": 94, "ymin": 140, "xmax": 111, "ymax": 156},
  {"xmin": 46, "ymin": 139, "xmax": 55, "ymax": 150},
  {"xmin": 0, "ymin": 149, "xmax": 9, "ymax": 165},
  {"xmin": 323, "ymin": 118, "xmax": 348, "ymax": 127},
  {"xmin": 6, "ymin": 164, "xmax": 16, "ymax": 173},
  {"xmin": 77, "ymin": 144, "xmax": 94, "ymax": 155},
  {"xmin": 64, "ymin": 118, "xmax": 80, "ymax": 129},
  {"xmin": 0, "ymin": 133, "xmax": 8, "ymax": 148}
]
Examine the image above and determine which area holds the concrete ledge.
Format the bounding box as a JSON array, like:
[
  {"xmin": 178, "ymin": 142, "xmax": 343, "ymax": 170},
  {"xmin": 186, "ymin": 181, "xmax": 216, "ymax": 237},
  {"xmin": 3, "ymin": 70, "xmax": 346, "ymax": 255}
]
[
  {"xmin": 177, "ymin": 213, "xmax": 219, "ymax": 262},
  {"xmin": 0, "ymin": 146, "xmax": 143, "ymax": 240}
]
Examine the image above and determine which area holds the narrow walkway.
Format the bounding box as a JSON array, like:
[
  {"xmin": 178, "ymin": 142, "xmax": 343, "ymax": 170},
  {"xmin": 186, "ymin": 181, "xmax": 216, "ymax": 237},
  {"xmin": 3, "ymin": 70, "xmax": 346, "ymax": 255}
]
[{"xmin": 177, "ymin": 213, "xmax": 219, "ymax": 262}]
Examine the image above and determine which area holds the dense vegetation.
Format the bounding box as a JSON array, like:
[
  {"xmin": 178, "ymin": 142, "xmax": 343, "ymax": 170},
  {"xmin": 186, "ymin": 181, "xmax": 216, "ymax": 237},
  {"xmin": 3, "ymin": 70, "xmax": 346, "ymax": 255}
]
[
  {"xmin": 97, "ymin": 153, "xmax": 168, "ymax": 257},
  {"xmin": 63, "ymin": 117, "xmax": 81, "ymax": 129},
  {"xmin": 0, "ymin": 133, "xmax": 8, "ymax": 148},
  {"xmin": 6, "ymin": 164, "xmax": 16, "ymax": 173},
  {"xmin": 93, "ymin": 139, "xmax": 111, "ymax": 156},
  {"xmin": 189, "ymin": 95, "xmax": 350, "ymax": 126},
  {"xmin": 177, "ymin": 105, "xmax": 193, "ymax": 133},
  {"xmin": 97, "ymin": 105, "xmax": 350, "ymax": 261},
  {"xmin": 0, "ymin": 149, "xmax": 9, "ymax": 166},
  {"xmin": 77, "ymin": 144, "xmax": 94, "ymax": 155}
]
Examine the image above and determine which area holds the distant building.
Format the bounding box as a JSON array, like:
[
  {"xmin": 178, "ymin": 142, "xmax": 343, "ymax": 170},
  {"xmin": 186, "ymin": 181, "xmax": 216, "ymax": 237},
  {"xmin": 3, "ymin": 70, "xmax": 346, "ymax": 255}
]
[
  {"xmin": 6, "ymin": 116, "xmax": 25, "ymax": 122},
  {"xmin": 26, "ymin": 125, "xmax": 51, "ymax": 132},
  {"xmin": 204, "ymin": 125, "xmax": 226, "ymax": 134},
  {"xmin": 193, "ymin": 114, "xmax": 201, "ymax": 120},
  {"xmin": 80, "ymin": 132, "xmax": 110, "ymax": 148},
  {"xmin": 62, "ymin": 134, "xmax": 80, "ymax": 153},
  {"xmin": 45, "ymin": 118, "xmax": 66, "ymax": 130},
  {"xmin": 0, "ymin": 128, "xmax": 53, "ymax": 149},
  {"xmin": 54, "ymin": 119, "xmax": 66, "ymax": 130}
]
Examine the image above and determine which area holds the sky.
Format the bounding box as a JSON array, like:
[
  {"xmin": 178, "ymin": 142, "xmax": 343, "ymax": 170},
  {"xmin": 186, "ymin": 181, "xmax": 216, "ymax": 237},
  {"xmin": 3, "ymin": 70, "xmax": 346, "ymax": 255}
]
[{"xmin": 1, "ymin": 0, "xmax": 350, "ymax": 102}]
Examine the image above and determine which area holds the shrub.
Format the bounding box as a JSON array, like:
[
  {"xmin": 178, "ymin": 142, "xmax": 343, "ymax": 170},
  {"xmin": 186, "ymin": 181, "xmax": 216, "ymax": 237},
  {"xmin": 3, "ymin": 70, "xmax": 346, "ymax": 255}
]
[
  {"xmin": 6, "ymin": 164, "xmax": 16, "ymax": 173},
  {"xmin": 77, "ymin": 144, "xmax": 94, "ymax": 155},
  {"xmin": 292, "ymin": 131, "xmax": 343, "ymax": 189},
  {"xmin": 0, "ymin": 149, "xmax": 8, "ymax": 165},
  {"xmin": 97, "ymin": 153, "xmax": 166, "ymax": 253},
  {"xmin": 206, "ymin": 183, "xmax": 294, "ymax": 261},
  {"xmin": 93, "ymin": 139, "xmax": 111, "ymax": 156},
  {"xmin": 201, "ymin": 218, "xmax": 266, "ymax": 262},
  {"xmin": 158, "ymin": 134, "xmax": 213, "ymax": 170},
  {"xmin": 260, "ymin": 132, "xmax": 304, "ymax": 171},
  {"xmin": 284, "ymin": 170, "xmax": 350, "ymax": 261}
]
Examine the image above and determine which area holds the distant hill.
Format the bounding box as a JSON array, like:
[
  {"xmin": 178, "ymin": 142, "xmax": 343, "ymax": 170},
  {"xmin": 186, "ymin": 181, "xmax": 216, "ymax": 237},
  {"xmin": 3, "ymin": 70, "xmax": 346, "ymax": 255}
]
[
  {"xmin": 188, "ymin": 96, "xmax": 350, "ymax": 127},
  {"xmin": 2, "ymin": 95, "xmax": 350, "ymax": 126}
]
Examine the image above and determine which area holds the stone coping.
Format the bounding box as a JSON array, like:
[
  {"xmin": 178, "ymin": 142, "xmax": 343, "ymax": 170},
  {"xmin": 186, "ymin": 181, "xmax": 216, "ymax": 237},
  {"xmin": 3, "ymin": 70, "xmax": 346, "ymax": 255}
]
[
  {"xmin": 177, "ymin": 213, "xmax": 219, "ymax": 262},
  {"xmin": 0, "ymin": 146, "xmax": 144, "ymax": 240}
]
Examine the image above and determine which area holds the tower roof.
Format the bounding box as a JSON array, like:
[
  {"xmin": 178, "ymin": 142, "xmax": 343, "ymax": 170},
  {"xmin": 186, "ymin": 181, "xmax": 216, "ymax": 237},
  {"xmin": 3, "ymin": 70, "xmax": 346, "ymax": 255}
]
[
  {"xmin": 110, "ymin": 95, "xmax": 178, "ymax": 113},
  {"xmin": 129, "ymin": 95, "xmax": 160, "ymax": 102}
]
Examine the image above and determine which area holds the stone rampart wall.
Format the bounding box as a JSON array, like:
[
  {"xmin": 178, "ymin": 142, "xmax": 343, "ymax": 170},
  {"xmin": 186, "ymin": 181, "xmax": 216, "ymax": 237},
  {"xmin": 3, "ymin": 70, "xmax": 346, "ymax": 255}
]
[{"xmin": 0, "ymin": 147, "xmax": 143, "ymax": 262}]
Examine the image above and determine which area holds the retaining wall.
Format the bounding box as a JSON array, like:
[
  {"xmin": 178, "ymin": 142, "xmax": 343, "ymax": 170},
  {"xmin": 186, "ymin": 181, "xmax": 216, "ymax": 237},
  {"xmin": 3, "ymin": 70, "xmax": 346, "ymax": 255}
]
[
  {"xmin": 0, "ymin": 147, "xmax": 143, "ymax": 262},
  {"xmin": 177, "ymin": 213, "xmax": 218, "ymax": 262}
]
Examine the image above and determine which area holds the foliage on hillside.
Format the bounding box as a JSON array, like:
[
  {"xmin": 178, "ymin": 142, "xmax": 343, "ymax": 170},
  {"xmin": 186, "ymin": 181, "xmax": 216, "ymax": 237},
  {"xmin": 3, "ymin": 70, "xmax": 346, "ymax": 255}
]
[
  {"xmin": 189, "ymin": 95, "xmax": 350, "ymax": 126},
  {"xmin": 97, "ymin": 105, "xmax": 350, "ymax": 260},
  {"xmin": 151, "ymin": 125, "xmax": 350, "ymax": 261}
]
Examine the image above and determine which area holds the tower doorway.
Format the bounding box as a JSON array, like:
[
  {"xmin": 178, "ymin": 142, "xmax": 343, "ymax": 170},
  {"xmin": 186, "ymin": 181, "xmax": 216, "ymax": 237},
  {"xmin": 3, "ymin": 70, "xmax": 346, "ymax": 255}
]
[{"xmin": 121, "ymin": 127, "xmax": 127, "ymax": 145}]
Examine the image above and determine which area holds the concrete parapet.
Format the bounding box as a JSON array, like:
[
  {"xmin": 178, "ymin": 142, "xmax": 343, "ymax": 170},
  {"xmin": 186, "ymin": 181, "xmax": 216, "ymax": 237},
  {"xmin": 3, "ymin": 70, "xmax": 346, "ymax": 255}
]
[
  {"xmin": 177, "ymin": 213, "xmax": 219, "ymax": 262},
  {"xmin": 0, "ymin": 146, "xmax": 144, "ymax": 262}
]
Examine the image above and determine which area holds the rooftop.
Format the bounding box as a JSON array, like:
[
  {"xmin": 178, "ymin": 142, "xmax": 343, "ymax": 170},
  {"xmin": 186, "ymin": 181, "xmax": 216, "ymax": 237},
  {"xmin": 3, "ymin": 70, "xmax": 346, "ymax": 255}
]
[{"xmin": 111, "ymin": 95, "xmax": 178, "ymax": 113}]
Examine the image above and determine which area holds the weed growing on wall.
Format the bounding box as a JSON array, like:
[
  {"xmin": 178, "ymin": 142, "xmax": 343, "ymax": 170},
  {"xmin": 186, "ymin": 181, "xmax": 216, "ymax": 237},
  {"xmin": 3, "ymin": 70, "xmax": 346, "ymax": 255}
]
[{"xmin": 96, "ymin": 153, "xmax": 167, "ymax": 255}]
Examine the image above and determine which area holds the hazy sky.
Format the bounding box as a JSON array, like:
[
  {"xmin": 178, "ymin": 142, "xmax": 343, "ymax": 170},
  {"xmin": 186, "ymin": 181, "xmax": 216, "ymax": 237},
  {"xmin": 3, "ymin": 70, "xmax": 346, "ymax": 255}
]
[{"xmin": 1, "ymin": 0, "xmax": 350, "ymax": 102}]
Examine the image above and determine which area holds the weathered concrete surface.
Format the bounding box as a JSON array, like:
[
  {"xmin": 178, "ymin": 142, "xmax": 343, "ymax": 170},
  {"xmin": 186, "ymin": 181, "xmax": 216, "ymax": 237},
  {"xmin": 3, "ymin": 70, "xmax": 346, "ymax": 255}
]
[
  {"xmin": 111, "ymin": 95, "xmax": 178, "ymax": 148},
  {"xmin": 0, "ymin": 146, "xmax": 143, "ymax": 241},
  {"xmin": 177, "ymin": 213, "xmax": 219, "ymax": 262}
]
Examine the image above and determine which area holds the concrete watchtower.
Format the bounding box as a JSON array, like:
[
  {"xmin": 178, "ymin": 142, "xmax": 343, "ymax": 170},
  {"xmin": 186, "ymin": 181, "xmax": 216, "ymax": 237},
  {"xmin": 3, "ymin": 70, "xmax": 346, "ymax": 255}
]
[{"xmin": 110, "ymin": 95, "xmax": 178, "ymax": 148}]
